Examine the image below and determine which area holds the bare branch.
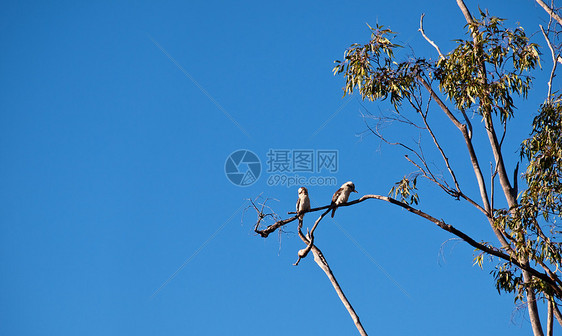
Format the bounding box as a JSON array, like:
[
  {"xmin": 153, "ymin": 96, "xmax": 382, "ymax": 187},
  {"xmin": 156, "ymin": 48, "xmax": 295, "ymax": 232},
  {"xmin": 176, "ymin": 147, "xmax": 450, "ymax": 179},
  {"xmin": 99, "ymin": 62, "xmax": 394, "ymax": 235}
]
[
  {"xmin": 257, "ymin": 211, "xmax": 372, "ymax": 334},
  {"xmin": 536, "ymin": 0, "xmax": 562, "ymax": 28},
  {"xmin": 456, "ymin": 0, "xmax": 474, "ymax": 24},
  {"xmin": 417, "ymin": 106, "xmax": 461, "ymax": 192},
  {"xmin": 361, "ymin": 102, "xmax": 463, "ymax": 200},
  {"xmin": 254, "ymin": 194, "xmax": 562, "ymax": 297},
  {"xmin": 417, "ymin": 76, "xmax": 493, "ymax": 216},
  {"xmin": 361, "ymin": 103, "xmax": 426, "ymax": 130},
  {"xmin": 491, "ymin": 162, "xmax": 497, "ymax": 212},
  {"xmin": 254, "ymin": 213, "xmax": 298, "ymax": 238},
  {"xmin": 419, "ymin": 14, "xmax": 444, "ymax": 60},
  {"xmin": 295, "ymin": 226, "xmax": 368, "ymax": 336},
  {"xmin": 548, "ymin": 296, "xmax": 554, "ymax": 336},
  {"xmin": 554, "ymin": 301, "xmax": 562, "ymax": 327},
  {"xmin": 540, "ymin": 24, "xmax": 559, "ymax": 102},
  {"xmin": 294, "ymin": 208, "xmax": 331, "ymax": 265},
  {"xmin": 417, "ymin": 75, "xmax": 464, "ymax": 129},
  {"xmin": 361, "ymin": 113, "xmax": 428, "ymax": 170},
  {"xmin": 460, "ymin": 110, "xmax": 473, "ymax": 139},
  {"xmin": 403, "ymin": 155, "xmax": 454, "ymax": 196}
]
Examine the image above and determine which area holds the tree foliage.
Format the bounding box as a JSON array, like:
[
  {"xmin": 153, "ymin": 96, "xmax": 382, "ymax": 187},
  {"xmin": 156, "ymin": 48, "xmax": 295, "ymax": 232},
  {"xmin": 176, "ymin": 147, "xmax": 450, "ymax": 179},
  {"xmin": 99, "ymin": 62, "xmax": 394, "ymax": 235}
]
[
  {"xmin": 253, "ymin": 3, "xmax": 562, "ymax": 335},
  {"xmin": 333, "ymin": 6, "xmax": 562, "ymax": 335}
]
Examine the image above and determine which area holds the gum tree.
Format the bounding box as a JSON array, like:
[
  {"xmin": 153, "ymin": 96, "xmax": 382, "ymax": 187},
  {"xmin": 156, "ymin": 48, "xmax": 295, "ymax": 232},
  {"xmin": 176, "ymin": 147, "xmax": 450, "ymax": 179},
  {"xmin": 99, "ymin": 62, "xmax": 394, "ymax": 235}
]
[
  {"xmin": 252, "ymin": 1, "xmax": 562, "ymax": 335},
  {"xmin": 332, "ymin": 1, "xmax": 561, "ymax": 335}
]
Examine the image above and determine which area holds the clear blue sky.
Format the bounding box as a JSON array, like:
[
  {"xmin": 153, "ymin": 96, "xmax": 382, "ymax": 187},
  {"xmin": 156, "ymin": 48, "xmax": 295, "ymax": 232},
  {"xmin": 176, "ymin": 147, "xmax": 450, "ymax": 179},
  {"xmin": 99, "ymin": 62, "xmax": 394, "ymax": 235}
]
[{"xmin": 1, "ymin": 1, "xmax": 560, "ymax": 335}]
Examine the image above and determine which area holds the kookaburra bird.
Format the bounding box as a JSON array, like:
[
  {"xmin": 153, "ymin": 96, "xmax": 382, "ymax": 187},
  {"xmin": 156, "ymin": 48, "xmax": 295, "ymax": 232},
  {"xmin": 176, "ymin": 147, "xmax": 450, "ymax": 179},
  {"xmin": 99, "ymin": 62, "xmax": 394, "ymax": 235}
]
[
  {"xmin": 331, "ymin": 181, "xmax": 357, "ymax": 218},
  {"xmin": 296, "ymin": 187, "xmax": 311, "ymax": 220}
]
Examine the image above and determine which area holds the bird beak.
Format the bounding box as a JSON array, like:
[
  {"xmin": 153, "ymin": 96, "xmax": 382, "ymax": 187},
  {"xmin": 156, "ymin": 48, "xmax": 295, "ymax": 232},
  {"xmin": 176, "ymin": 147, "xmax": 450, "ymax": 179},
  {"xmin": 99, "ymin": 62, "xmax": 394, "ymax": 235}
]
[{"xmin": 353, "ymin": 190, "xmax": 358, "ymax": 193}]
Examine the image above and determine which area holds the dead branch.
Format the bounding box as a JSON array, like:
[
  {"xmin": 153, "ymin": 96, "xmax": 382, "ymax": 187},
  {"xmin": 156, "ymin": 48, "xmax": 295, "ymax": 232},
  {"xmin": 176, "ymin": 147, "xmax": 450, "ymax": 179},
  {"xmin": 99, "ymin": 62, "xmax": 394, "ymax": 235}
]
[
  {"xmin": 536, "ymin": 0, "xmax": 562, "ymax": 32},
  {"xmin": 294, "ymin": 208, "xmax": 331, "ymax": 265},
  {"xmin": 295, "ymin": 223, "xmax": 368, "ymax": 336},
  {"xmin": 253, "ymin": 193, "xmax": 562, "ymax": 297},
  {"xmin": 419, "ymin": 14, "xmax": 444, "ymax": 60},
  {"xmin": 252, "ymin": 201, "xmax": 369, "ymax": 335},
  {"xmin": 418, "ymin": 109, "xmax": 459, "ymax": 190},
  {"xmin": 540, "ymin": 24, "xmax": 559, "ymax": 102},
  {"xmin": 360, "ymin": 105, "xmax": 461, "ymax": 198},
  {"xmin": 417, "ymin": 75, "xmax": 495, "ymax": 217}
]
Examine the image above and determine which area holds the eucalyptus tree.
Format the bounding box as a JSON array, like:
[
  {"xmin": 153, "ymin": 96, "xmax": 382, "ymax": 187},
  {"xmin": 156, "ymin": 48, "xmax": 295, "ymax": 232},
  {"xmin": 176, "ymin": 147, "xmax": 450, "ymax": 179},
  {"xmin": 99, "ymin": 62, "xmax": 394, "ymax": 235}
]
[
  {"xmin": 331, "ymin": 1, "xmax": 562, "ymax": 335},
  {"xmin": 253, "ymin": 1, "xmax": 562, "ymax": 335}
]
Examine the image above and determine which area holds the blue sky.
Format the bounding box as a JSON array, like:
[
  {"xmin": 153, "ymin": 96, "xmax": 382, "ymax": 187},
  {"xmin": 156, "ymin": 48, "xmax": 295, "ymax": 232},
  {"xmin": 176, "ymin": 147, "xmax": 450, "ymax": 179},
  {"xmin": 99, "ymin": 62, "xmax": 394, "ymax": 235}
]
[{"xmin": 1, "ymin": 1, "xmax": 561, "ymax": 335}]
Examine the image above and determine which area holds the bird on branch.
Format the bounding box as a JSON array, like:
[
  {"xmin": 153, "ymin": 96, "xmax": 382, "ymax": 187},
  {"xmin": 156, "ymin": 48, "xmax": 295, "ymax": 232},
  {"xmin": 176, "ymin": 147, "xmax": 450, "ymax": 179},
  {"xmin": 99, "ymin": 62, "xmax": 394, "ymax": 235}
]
[
  {"xmin": 296, "ymin": 187, "xmax": 311, "ymax": 220},
  {"xmin": 331, "ymin": 181, "xmax": 358, "ymax": 218}
]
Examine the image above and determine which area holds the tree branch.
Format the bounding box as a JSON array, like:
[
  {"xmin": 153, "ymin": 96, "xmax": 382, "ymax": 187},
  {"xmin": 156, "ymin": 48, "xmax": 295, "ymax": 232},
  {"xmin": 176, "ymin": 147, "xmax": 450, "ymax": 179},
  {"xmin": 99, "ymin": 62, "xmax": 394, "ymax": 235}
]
[
  {"xmin": 548, "ymin": 296, "xmax": 553, "ymax": 336},
  {"xmin": 456, "ymin": 0, "xmax": 474, "ymax": 24},
  {"xmin": 295, "ymin": 226, "xmax": 368, "ymax": 336},
  {"xmin": 254, "ymin": 194, "xmax": 562, "ymax": 297},
  {"xmin": 540, "ymin": 24, "xmax": 559, "ymax": 102},
  {"xmin": 294, "ymin": 208, "xmax": 331, "ymax": 265},
  {"xmin": 418, "ymin": 108, "xmax": 460, "ymax": 191},
  {"xmin": 536, "ymin": 0, "xmax": 562, "ymax": 28},
  {"xmin": 419, "ymin": 14, "xmax": 444, "ymax": 60},
  {"xmin": 417, "ymin": 76, "xmax": 498, "ymax": 217},
  {"xmin": 553, "ymin": 301, "xmax": 562, "ymax": 327}
]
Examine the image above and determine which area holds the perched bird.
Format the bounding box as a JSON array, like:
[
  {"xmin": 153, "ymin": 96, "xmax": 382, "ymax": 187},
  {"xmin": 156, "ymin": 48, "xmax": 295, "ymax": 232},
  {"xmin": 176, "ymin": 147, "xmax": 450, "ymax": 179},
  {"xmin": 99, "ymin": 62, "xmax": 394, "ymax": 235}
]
[
  {"xmin": 331, "ymin": 181, "xmax": 358, "ymax": 218},
  {"xmin": 296, "ymin": 187, "xmax": 311, "ymax": 220}
]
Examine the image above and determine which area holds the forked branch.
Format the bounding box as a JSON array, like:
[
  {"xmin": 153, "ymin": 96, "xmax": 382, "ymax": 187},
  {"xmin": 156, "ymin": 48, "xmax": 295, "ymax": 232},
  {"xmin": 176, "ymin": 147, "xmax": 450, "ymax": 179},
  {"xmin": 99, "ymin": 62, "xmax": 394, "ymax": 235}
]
[
  {"xmin": 251, "ymin": 201, "xmax": 368, "ymax": 336},
  {"xmin": 536, "ymin": 0, "xmax": 562, "ymax": 29}
]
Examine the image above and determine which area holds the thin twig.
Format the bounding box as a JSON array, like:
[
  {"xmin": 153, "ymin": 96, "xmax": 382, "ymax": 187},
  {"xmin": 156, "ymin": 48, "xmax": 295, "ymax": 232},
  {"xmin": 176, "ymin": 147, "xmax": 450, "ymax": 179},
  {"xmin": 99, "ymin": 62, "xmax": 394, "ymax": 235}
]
[{"xmin": 417, "ymin": 105, "xmax": 461, "ymax": 193}]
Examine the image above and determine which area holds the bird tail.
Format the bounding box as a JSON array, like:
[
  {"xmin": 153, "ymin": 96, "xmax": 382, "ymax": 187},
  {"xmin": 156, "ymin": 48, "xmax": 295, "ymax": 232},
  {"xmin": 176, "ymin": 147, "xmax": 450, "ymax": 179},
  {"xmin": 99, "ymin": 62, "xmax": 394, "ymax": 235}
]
[{"xmin": 331, "ymin": 208, "xmax": 336, "ymax": 218}]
